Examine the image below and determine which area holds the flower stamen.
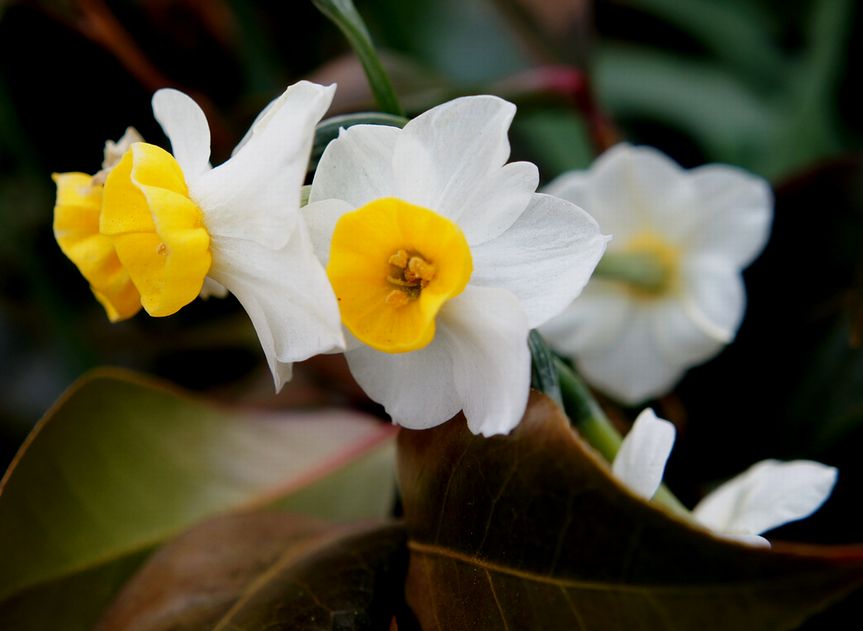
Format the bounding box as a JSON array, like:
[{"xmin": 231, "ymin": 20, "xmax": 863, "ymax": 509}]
[{"xmin": 386, "ymin": 249, "xmax": 436, "ymax": 306}]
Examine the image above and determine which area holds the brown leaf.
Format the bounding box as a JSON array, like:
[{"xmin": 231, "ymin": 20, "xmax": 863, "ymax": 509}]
[
  {"xmin": 398, "ymin": 391, "xmax": 863, "ymax": 630},
  {"xmin": 96, "ymin": 512, "xmax": 331, "ymax": 631},
  {"xmin": 96, "ymin": 512, "xmax": 408, "ymax": 631}
]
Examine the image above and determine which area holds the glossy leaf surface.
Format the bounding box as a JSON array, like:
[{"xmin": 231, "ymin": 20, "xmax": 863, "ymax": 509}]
[
  {"xmin": 0, "ymin": 370, "xmax": 396, "ymax": 630},
  {"xmin": 398, "ymin": 392, "xmax": 863, "ymax": 630},
  {"xmin": 96, "ymin": 512, "xmax": 407, "ymax": 631}
]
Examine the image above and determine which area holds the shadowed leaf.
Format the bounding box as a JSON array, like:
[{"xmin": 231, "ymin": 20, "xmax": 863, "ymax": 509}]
[
  {"xmin": 95, "ymin": 512, "xmax": 332, "ymax": 631},
  {"xmin": 95, "ymin": 512, "xmax": 407, "ymax": 631},
  {"xmin": 213, "ymin": 519, "xmax": 407, "ymax": 630},
  {"xmin": 397, "ymin": 391, "xmax": 863, "ymax": 630},
  {"xmin": 0, "ymin": 370, "xmax": 397, "ymax": 630}
]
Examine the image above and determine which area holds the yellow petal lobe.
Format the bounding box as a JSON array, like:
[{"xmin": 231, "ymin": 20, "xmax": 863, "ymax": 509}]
[
  {"xmin": 327, "ymin": 197, "xmax": 472, "ymax": 353},
  {"xmin": 52, "ymin": 172, "xmax": 141, "ymax": 321},
  {"xmin": 101, "ymin": 143, "xmax": 211, "ymax": 317}
]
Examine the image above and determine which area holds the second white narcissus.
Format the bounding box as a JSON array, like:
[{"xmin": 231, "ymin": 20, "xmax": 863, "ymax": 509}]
[
  {"xmin": 303, "ymin": 96, "xmax": 609, "ymax": 436},
  {"xmin": 612, "ymin": 409, "xmax": 838, "ymax": 547},
  {"xmin": 53, "ymin": 81, "xmax": 344, "ymax": 389},
  {"xmin": 540, "ymin": 144, "xmax": 773, "ymax": 405}
]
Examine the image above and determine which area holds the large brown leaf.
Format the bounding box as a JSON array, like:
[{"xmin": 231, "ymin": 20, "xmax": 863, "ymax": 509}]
[
  {"xmin": 398, "ymin": 391, "xmax": 863, "ymax": 630},
  {"xmin": 0, "ymin": 370, "xmax": 396, "ymax": 630},
  {"xmin": 96, "ymin": 512, "xmax": 407, "ymax": 631}
]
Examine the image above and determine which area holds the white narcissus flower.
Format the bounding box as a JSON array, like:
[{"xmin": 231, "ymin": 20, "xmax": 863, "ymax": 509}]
[
  {"xmin": 612, "ymin": 409, "xmax": 838, "ymax": 547},
  {"xmin": 540, "ymin": 144, "xmax": 773, "ymax": 405},
  {"xmin": 303, "ymin": 96, "xmax": 609, "ymax": 436},
  {"xmin": 52, "ymin": 81, "xmax": 344, "ymax": 389}
]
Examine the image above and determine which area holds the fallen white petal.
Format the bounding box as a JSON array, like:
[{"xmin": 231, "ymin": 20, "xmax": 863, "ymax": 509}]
[
  {"xmin": 693, "ymin": 459, "xmax": 838, "ymax": 537},
  {"xmin": 612, "ymin": 408, "xmax": 677, "ymax": 500},
  {"xmin": 471, "ymin": 193, "xmax": 608, "ymax": 328},
  {"xmin": 437, "ymin": 286, "xmax": 530, "ymax": 436}
]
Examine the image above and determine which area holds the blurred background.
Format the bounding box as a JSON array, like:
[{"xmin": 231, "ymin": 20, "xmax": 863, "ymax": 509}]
[{"xmin": 1, "ymin": 0, "xmax": 861, "ymax": 546}]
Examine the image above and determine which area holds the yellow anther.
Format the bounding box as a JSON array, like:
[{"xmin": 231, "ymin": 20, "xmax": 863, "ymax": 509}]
[
  {"xmin": 157, "ymin": 242, "xmax": 168, "ymax": 255},
  {"xmin": 389, "ymin": 249, "xmax": 408, "ymax": 268},
  {"xmin": 406, "ymin": 256, "xmax": 435, "ymax": 284},
  {"xmin": 384, "ymin": 289, "xmax": 411, "ymax": 308}
]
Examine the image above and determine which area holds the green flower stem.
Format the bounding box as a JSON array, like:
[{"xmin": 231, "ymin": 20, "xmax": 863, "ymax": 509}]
[
  {"xmin": 593, "ymin": 251, "xmax": 668, "ymax": 293},
  {"xmin": 312, "ymin": 0, "xmax": 405, "ymax": 117},
  {"xmin": 553, "ymin": 356, "xmax": 622, "ymax": 458},
  {"xmin": 553, "ymin": 357, "xmax": 691, "ymax": 519}
]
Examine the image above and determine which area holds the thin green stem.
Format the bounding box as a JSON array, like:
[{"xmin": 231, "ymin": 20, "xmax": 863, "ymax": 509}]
[
  {"xmin": 553, "ymin": 357, "xmax": 622, "ymax": 459},
  {"xmin": 312, "ymin": 0, "xmax": 404, "ymax": 117}
]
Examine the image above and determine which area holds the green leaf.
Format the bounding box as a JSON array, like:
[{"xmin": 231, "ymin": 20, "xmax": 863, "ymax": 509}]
[
  {"xmin": 616, "ymin": 0, "xmax": 786, "ymax": 87},
  {"xmin": 527, "ymin": 330, "xmax": 561, "ymax": 407},
  {"xmin": 595, "ymin": 45, "xmax": 776, "ymax": 173},
  {"xmin": 512, "ymin": 108, "xmax": 593, "ymax": 178},
  {"xmin": 95, "ymin": 512, "xmax": 407, "ymax": 631},
  {"xmin": 397, "ymin": 392, "xmax": 863, "ymax": 629},
  {"xmin": 312, "ymin": 0, "xmax": 404, "ymax": 116},
  {"xmin": 310, "ymin": 112, "xmax": 409, "ymax": 173},
  {"xmin": 0, "ymin": 370, "xmax": 396, "ymax": 630}
]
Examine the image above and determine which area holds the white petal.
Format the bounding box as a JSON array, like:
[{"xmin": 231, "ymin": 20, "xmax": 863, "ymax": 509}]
[
  {"xmin": 208, "ymin": 223, "xmax": 344, "ymax": 391},
  {"xmin": 574, "ymin": 305, "xmax": 686, "ymax": 405},
  {"xmin": 686, "ymin": 164, "xmax": 773, "ymax": 267},
  {"xmin": 301, "ymin": 198, "xmax": 354, "ymax": 266},
  {"xmin": 393, "ymin": 95, "xmax": 533, "ymax": 244},
  {"xmin": 651, "ymin": 293, "xmax": 728, "ymax": 368},
  {"xmin": 679, "ymin": 257, "xmax": 746, "ymax": 344},
  {"xmin": 199, "ymin": 277, "xmax": 228, "ymax": 300},
  {"xmin": 151, "ymin": 89, "xmax": 212, "ymax": 181},
  {"xmin": 693, "ymin": 460, "xmax": 838, "ymax": 537},
  {"xmin": 437, "ymin": 286, "xmax": 530, "ymax": 436},
  {"xmin": 543, "ymin": 169, "xmax": 636, "ymax": 243},
  {"xmin": 450, "ymin": 161, "xmax": 538, "ymax": 245},
  {"xmin": 192, "ymin": 81, "xmax": 335, "ymax": 249},
  {"xmin": 612, "ymin": 408, "xmax": 676, "ymax": 500},
  {"xmin": 309, "ymin": 124, "xmax": 400, "ymax": 207},
  {"xmin": 470, "ymin": 193, "xmax": 608, "ymax": 328},
  {"xmin": 539, "ymin": 281, "xmax": 634, "ymax": 357},
  {"xmin": 715, "ymin": 533, "xmax": 771, "ymax": 548},
  {"xmin": 590, "ymin": 144, "xmax": 697, "ymax": 244},
  {"xmin": 345, "ymin": 340, "xmax": 461, "ymax": 430}
]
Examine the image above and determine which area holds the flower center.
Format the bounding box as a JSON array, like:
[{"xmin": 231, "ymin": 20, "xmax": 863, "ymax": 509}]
[
  {"xmin": 594, "ymin": 231, "xmax": 679, "ymax": 298},
  {"xmin": 385, "ymin": 249, "xmax": 436, "ymax": 307},
  {"xmin": 327, "ymin": 197, "xmax": 472, "ymax": 353},
  {"xmin": 100, "ymin": 142, "xmax": 212, "ymax": 317}
]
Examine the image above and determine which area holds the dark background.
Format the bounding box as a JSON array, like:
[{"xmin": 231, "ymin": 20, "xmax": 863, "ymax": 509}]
[{"xmin": 1, "ymin": 0, "xmax": 862, "ymax": 554}]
